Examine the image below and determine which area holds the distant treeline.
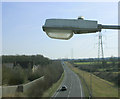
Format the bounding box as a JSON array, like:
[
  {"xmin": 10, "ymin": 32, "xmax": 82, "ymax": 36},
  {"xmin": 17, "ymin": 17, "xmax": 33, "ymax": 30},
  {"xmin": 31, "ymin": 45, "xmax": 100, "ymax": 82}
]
[
  {"xmin": 2, "ymin": 55, "xmax": 52, "ymax": 66},
  {"xmin": 72, "ymin": 57, "xmax": 119, "ymax": 62}
]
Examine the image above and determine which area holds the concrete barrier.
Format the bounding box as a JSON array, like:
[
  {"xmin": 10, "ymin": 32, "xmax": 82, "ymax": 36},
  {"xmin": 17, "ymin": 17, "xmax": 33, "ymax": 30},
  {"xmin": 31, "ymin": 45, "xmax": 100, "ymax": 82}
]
[
  {"xmin": 23, "ymin": 76, "xmax": 44, "ymax": 92},
  {"xmin": 2, "ymin": 85, "xmax": 18, "ymax": 97},
  {"xmin": 1, "ymin": 76, "xmax": 44, "ymax": 97},
  {"xmin": 0, "ymin": 86, "xmax": 2, "ymax": 98}
]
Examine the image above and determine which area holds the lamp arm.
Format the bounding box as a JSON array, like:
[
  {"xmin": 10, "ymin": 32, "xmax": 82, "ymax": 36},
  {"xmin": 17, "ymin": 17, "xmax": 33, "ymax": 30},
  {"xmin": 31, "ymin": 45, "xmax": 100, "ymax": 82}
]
[{"xmin": 98, "ymin": 24, "xmax": 120, "ymax": 30}]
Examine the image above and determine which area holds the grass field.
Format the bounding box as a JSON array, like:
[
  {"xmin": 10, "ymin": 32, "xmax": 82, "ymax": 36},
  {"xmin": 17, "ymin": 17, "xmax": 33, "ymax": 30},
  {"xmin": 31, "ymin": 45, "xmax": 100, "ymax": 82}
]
[
  {"xmin": 74, "ymin": 61, "xmax": 115, "ymax": 65},
  {"xmin": 74, "ymin": 62, "xmax": 93, "ymax": 65},
  {"xmin": 65, "ymin": 62, "xmax": 118, "ymax": 97},
  {"xmin": 42, "ymin": 72, "xmax": 64, "ymax": 97}
]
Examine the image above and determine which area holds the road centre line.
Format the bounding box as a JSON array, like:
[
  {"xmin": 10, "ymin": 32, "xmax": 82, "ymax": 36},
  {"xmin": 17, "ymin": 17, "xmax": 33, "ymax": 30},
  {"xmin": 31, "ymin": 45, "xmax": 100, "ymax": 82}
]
[{"xmin": 67, "ymin": 81, "xmax": 72, "ymax": 99}]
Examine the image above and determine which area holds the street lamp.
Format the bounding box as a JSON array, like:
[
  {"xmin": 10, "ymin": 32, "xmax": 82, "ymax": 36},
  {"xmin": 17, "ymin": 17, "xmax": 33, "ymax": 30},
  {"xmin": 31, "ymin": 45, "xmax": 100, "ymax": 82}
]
[{"xmin": 42, "ymin": 17, "xmax": 120, "ymax": 40}]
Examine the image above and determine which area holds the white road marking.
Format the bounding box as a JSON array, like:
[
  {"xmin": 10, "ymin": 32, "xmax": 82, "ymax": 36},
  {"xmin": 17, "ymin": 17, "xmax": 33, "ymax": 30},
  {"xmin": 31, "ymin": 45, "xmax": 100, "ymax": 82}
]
[
  {"xmin": 72, "ymin": 72, "xmax": 83, "ymax": 97},
  {"xmin": 72, "ymin": 68, "xmax": 83, "ymax": 97},
  {"xmin": 67, "ymin": 81, "xmax": 72, "ymax": 99},
  {"xmin": 78, "ymin": 77, "xmax": 83, "ymax": 97},
  {"xmin": 67, "ymin": 90, "xmax": 70, "ymax": 98}
]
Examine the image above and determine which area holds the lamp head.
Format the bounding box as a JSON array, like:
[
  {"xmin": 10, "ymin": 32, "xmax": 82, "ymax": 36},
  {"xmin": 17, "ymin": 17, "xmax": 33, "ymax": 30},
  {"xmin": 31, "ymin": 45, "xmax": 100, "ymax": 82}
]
[{"xmin": 42, "ymin": 18, "xmax": 100, "ymax": 40}]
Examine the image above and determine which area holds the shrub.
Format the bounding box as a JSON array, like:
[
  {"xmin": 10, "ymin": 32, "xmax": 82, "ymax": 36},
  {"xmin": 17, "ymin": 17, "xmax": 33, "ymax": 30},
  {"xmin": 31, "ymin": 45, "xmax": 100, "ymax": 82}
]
[
  {"xmin": 26, "ymin": 61, "xmax": 63, "ymax": 97},
  {"xmin": 3, "ymin": 65, "xmax": 27, "ymax": 85}
]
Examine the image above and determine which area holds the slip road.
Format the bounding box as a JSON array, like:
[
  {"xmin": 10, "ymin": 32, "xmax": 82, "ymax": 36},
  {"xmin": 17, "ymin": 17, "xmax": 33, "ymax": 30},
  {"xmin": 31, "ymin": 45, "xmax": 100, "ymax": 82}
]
[{"xmin": 52, "ymin": 61, "xmax": 84, "ymax": 98}]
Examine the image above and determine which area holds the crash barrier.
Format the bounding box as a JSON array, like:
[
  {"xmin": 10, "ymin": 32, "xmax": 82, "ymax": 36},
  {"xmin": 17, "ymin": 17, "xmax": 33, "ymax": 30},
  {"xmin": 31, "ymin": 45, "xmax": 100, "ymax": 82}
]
[{"xmin": 1, "ymin": 76, "xmax": 44, "ymax": 97}]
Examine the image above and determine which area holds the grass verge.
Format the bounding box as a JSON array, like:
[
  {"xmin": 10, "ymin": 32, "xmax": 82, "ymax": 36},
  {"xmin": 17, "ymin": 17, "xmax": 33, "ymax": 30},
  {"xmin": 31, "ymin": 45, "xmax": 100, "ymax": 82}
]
[
  {"xmin": 65, "ymin": 62, "xmax": 118, "ymax": 97},
  {"xmin": 42, "ymin": 72, "xmax": 64, "ymax": 97}
]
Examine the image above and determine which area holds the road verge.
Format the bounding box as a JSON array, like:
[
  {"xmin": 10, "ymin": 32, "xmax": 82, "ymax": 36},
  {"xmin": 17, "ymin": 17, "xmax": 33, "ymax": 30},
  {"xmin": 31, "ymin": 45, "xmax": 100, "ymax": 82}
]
[
  {"xmin": 65, "ymin": 62, "xmax": 118, "ymax": 97},
  {"xmin": 42, "ymin": 72, "xmax": 64, "ymax": 97}
]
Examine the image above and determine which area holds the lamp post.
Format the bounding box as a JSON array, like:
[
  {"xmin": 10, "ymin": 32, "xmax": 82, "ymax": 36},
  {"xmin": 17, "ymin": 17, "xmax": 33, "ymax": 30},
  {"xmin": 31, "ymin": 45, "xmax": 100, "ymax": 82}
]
[
  {"xmin": 42, "ymin": 17, "xmax": 120, "ymax": 98},
  {"xmin": 42, "ymin": 17, "xmax": 120, "ymax": 40}
]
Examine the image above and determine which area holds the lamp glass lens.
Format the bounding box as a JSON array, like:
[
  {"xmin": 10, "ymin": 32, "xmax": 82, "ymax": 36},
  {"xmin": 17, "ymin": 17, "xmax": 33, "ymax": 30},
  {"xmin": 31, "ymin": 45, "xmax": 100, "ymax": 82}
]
[{"xmin": 46, "ymin": 30, "xmax": 73, "ymax": 40}]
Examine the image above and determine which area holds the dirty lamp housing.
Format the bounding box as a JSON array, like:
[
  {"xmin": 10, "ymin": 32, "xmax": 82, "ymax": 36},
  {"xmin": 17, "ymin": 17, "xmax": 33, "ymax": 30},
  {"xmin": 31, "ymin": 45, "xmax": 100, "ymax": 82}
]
[{"xmin": 42, "ymin": 19, "xmax": 100, "ymax": 40}]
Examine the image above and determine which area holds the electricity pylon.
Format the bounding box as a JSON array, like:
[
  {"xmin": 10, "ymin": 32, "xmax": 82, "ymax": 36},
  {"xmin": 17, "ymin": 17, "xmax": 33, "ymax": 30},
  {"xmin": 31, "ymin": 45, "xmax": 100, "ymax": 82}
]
[{"xmin": 98, "ymin": 32, "xmax": 104, "ymax": 60}]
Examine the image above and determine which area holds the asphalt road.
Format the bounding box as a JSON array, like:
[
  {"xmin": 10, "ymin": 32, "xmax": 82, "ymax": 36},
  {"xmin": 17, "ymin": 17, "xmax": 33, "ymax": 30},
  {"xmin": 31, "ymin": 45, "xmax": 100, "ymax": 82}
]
[{"xmin": 52, "ymin": 61, "xmax": 84, "ymax": 98}]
